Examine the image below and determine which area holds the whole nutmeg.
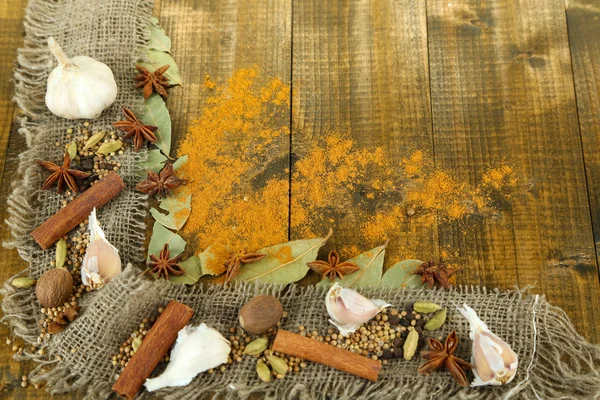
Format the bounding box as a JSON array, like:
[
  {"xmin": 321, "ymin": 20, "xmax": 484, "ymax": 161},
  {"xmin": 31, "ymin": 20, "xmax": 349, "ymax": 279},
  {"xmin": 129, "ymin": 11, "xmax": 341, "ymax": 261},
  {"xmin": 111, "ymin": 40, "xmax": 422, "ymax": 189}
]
[
  {"xmin": 35, "ymin": 268, "xmax": 73, "ymax": 308},
  {"xmin": 238, "ymin": 295, "xmax": 283, "ymax": 334}
]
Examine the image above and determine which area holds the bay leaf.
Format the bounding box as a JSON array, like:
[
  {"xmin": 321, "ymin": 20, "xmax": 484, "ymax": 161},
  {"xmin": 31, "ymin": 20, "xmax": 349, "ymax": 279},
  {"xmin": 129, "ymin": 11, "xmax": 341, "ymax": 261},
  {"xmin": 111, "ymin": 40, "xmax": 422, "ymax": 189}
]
[
  {"xmin": 147, "ymin": 221, "xmax": 186, "ymax": 262},
  {"xmin": 380, "ymin": 259, "xmax": 424, "ymax": 289},
  {"xmin": 139, "ymin": 149, "xmax": 167, "ymax": 176},
  {"xmin": 198, "ymin": 246, "xmax": 227, "ymax": 276},
  {"xmin": 150, "ymin": 188, "xmax": 191, "ymax": 230},
  {"xmin": 96, "ymin": 140, "xmax": 123, "ymax": 155},
  {"xmin": 148, "ymin": 17, "xmax": 171, "ymax": 52},
  {"xmin": 173, "ymin": 155, "xmax": 188, "ymax": 171},
  {"xmin": 66, "ymin": 141, "xmax": 77, "ymax": 160},
  {"xmin": 138, "ymin": 50, "xmax": 182, "ymax": 86},
  {"xmin": 317, "ymin": 243, "xmax": 387, "ymax": 289},
  {"xmin": 140, "ymin": 93, "xmax": 172, "ymax": 157},
  {"xmin": 234, "ymin": 230, "xmax": 332, "ymax": 284},
  {"xmin": 169, "ymin": 255, "xmax": 202, "ymax": 285}
]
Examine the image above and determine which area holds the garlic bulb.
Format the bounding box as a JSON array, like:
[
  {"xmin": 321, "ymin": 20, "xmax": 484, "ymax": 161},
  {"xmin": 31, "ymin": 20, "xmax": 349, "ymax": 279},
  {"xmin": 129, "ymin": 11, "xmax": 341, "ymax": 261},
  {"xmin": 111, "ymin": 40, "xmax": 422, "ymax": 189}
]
[
  {"xmin": 458, "ymin": 304, "xmax": 518, "ymax": 386},
  {"xmin": 81, "ymin": 208, "xmax": 121, "ymax": 289},
  {"xmin": 145, "ymin": 323, "xmax": 231, "ymax": 391},
  {"xmin": 45, "ymin": 37, "xmax": 117, "ymax": 119},
  {"xmin": 325, "ymin": 283, "xmax": 390, "ymax": 336}
]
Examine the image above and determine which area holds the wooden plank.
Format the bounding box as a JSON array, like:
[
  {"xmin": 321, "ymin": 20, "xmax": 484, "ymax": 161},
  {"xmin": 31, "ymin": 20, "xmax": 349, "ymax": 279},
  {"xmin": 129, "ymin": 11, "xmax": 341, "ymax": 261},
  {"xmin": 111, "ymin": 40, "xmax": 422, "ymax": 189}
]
[
  {"xmin": 291, "ymin": 0, "xmax": 437, "ymax": 273},
  {"xmin": 567, "ymin": 1, "xmax": 600, "ymax": 265},
  {"xmin": 427, "ymin": 0, "xmax": 600, "ymax": 342}
]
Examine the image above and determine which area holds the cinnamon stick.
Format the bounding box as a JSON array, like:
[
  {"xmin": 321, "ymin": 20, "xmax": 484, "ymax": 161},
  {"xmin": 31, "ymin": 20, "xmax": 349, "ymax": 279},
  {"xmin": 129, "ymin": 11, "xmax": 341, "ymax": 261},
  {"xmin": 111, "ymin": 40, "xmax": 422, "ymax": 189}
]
[
  {"xmin": 30, "ymin": 171, "xmax": 125, "ymax": 249},
  {"xmin": 113, "ymin": 300, "xmax": 194, "ymax": 399},
  {"xmin": 272, "ymin": 329, "xmax": 381, "ymax": 381}
]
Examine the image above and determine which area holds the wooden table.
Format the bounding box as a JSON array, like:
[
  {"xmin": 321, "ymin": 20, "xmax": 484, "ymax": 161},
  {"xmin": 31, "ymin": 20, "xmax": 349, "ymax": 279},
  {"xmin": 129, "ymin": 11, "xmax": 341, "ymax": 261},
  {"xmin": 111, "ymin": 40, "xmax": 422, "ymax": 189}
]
[{"xmin": 1, "ymin": 0, "xmax": 599, "ymax": 398}]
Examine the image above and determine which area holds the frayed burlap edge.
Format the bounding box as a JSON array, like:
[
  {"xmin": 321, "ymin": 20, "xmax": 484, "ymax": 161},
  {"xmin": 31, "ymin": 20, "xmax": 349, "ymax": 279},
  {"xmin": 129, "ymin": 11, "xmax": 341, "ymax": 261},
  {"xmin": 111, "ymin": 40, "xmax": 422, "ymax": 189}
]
[{"xmin": 1, "ymin": 0, "xmax": 154, "ymax": 398}]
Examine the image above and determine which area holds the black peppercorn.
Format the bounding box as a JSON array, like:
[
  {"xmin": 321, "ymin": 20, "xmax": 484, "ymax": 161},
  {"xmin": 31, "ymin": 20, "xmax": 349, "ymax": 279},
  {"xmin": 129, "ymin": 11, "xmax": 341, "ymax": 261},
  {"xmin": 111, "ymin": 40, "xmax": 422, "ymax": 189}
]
[
  {"xmin": 382, "ymin": 349, "xmax": 394, "ymax": 360},
  {"xmin": 388, "ymin": 315, "xmax": 400, "ymax": 326},
  {"xmin": 405, "ymin": 313, "xmax": 415, "ymax": 321},
  {"xmin": 393, "ymin": 347, "xmax": 403, "ymax": 358},
  {"xmin": 393, "ymin": 338, "xmax": 405, "ymax": 348},
  {"xmin": 405, "ymin": 303, "xmax": 414, "ymax": 312}
]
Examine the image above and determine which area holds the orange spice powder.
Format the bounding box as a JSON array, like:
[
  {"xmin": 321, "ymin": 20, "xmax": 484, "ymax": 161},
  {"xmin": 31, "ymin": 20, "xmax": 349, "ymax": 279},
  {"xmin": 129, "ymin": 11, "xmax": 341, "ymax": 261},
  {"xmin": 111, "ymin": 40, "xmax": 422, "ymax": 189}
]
[{"xmin": 177, "ymin": 67, "xmax": 519, "ymax": 272}]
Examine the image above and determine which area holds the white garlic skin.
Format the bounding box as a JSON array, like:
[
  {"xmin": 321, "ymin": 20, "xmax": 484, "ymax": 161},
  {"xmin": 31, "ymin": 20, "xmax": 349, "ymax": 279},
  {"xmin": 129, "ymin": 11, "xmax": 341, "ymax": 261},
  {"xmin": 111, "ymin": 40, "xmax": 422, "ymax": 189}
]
[
  {"xmin": 325, "ymin": 283, "xmax": 390, "ymax": 336},
  {"xmin": 145, "ymin": 323, "xmax": 231, "ymax": 391},
  {"xmin": 81, "ymin": 208, "xmax": 121, "ymax": 289},
  {"xmin": 459, "ymin": 304, "xmax": 519, "ymax": 386},
  {"xmin": 45, "ymin": 37, "xmax": 117, "ymax": 119}
]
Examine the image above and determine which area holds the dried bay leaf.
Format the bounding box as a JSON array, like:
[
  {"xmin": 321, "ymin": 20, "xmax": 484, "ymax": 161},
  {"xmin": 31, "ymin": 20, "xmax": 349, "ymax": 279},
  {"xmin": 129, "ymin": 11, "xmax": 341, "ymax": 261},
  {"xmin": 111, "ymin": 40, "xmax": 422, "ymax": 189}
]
[
  {"xmin": 66, "ymin": 141, "xmax": 77, "ymax": 160},
  {"xmin": 379, "ymin": 259, "xmax": 424, "ymax": 289},
  {"xmin": 173, "ymin": 154, "xmax": 188, "ymax": 171},
  {"xmin": 148, "ymin": 17, "xmax": 171, "ymax": 52},
  {"xmin": 96, "ymin": 140, "xmax": 123, "ymax": 155},
  {"xmin": 139, "ymin": 149, "xmax": 168, "ymax": 176},
  {"xmin": 234, "ymin": 230, "xmax": 332, "ymax": 284},
  {"xmin": 150, "ymin": 187, "xmax": 191, "ymax": 230},
  {"xmin": 138, "ymin": 50, "xmax": 182, "ymax": 86},
  {"xmin": 198, "ymin": 246, "xmax": 227, "ymax": 276},
  {"xmin": 317, "ymin": 243, "xmax": 387, "ymax": 289},
  {"xmin": 147, "ymin": 221, "xmax": 186, "ymax": 262},
  {"xmin": 169, "ymin": 255, "xmax": 202, "ymax": 285},
  {"xmin": 140, "ymin": 93, "xmax": 172, "ymax": 157}
]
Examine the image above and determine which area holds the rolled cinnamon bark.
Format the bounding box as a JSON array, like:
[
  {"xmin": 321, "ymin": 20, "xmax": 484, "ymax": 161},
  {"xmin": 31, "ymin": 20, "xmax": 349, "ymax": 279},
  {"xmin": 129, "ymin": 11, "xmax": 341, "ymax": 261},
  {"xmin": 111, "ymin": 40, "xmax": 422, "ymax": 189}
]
[
  {"xmin": 112, "ymin": 300, "xmax": 194, "ymax": 399},
  {"xmin": 30, "ymin": 171, "xmax": 125, "ymax": 249},
  {"xmin": 272, "ymin": 329, "xmax": 381, "ymax": 381}
]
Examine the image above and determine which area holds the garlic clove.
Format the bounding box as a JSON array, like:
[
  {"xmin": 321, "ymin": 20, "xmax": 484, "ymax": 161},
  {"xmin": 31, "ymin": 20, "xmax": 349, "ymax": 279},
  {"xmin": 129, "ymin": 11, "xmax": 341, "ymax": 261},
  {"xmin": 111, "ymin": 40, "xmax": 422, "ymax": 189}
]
[
  {"xmin": 45, "ymin": 37, "xmax": 117, "ymax": 120},
  {"xmin": 459, "ymin": 304, "xmax": 518, "ymax": 386},
  {"xmin": 326, "ymin": 283, "xmax": 390, "ymax": 336},
  {"xmin": 145, "ymin": 323, "xmax": 231, "ymax": 391},
  {"xmin": 81, "ymin": 208, "xmax": 121, "ymax": 289}
]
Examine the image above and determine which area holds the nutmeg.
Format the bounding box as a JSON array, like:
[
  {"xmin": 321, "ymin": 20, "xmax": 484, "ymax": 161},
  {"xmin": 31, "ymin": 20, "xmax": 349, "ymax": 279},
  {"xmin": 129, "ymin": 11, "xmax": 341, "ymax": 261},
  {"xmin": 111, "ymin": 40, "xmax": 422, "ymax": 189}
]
[
  {"xmin": 35, "ymin": 268, "xmax": 73, "ymax": 308},
  {"xmin": 238, "ymin": 295, "xmax": 283, "ymax": 334}
]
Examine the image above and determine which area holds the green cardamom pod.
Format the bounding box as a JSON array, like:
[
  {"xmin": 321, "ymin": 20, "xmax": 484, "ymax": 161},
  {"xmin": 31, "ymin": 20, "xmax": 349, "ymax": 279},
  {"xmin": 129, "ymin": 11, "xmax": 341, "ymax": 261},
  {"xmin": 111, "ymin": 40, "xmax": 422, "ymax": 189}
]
[
  {"xmin": 256, "ymin": 360, "xmax": 271, "ymax": 383},
  {"xmin": 403, "ymin": 329, "xmax": 419, "ymax": 360},
  {"xmin": 243, "ymin": 337, "xmax": 269, "ymax": 356},
  {"xmin": 83, "ymin": 131, "xmax": 106, "ymax": 150},
  {"xmin": 11, "ymin": 277, "xmax": 36, "ymax": 289},
  {"xmin": 132, "ymin": 337, "xmax": 143, "ymax": 352},
  {"xmin": 67, "ymin": 141, "xmax": 78, "ymax": 160},
  {"xmin": 413, "ymin": 301, "xmax": 442, "ymax": 314},
  {"xmin": 266, "ymin": 355, "xmax": 288, "ymax": 375},
  {"xmin": 55, "ymin": 238, "xmax": 67, "ymax": 268},
  {"xmin": 97, "ymin": 140, "xmax": 123, "ymax": 155},
  {"xmin": 424, "ymin": 308, "xmax": 447, "ymax": 331}
]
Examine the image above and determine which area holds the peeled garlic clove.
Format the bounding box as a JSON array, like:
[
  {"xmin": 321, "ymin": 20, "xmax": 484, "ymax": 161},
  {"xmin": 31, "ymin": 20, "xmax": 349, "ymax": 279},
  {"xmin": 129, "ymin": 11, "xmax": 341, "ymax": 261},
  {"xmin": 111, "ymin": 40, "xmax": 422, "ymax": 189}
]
[
  {"xmin": 81, "ymin": 208, "xmax": 121, "ymax": 289},
  {"xmin": 325, "ymin": 283, "xmax": 390, "ymax": 336},
  {"xmin": 459, "ymin": 304, "xmax": 518, "ymax": 386},
  {"xmin": 45, "ymin": 37, "xmax": 117, "ymax": 119},
  {"xmin": 145, "ymin": 323, "xmax": 231, "ymax": 391}
]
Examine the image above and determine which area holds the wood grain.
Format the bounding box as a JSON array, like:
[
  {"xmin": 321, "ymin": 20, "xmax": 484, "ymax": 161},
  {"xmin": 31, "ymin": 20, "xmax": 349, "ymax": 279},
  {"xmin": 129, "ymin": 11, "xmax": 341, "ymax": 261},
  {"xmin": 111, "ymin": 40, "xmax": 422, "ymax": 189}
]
[
  {"xmin": 567, "ymin": 1, "xmax": 600, "ymax": 265},
  {"xmin": 426, "ymin": 0, "xmax": 600, "ymax": 341},
  {"xmin": 291, "ymin": 0, "xmax": 438, "ymax": 271}
]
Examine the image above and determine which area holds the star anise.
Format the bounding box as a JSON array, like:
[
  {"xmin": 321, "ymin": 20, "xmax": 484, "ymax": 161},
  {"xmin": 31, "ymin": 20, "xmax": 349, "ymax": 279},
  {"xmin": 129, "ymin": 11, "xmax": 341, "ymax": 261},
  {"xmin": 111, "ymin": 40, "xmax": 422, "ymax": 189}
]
[
  {"xmin": 135, "ymin": 65, "xmax": 172, "ymax": 99},
  {"xmin": 37, "ymin": 152, "xmax": 90, "ymax": 193},
  {"xmin": 112, "ymin": 108, "xmax": 158, "ymax": 151},
  {"xmin": 146, "ymin": 243, "xmax": 185, "ymax": 280},
  {"xmin": 224, "ymin": 252, "xmax": 266, "ymax": 283},
  {"xmin": 418, "ymin": 330, "xmax": 474, "ymax": 387},
  {"xmin": 136, "ymin": 163, "xmax": 184, "ymax": 198},
  {"xmin": 415, "ymin": 260, "xmax": 454, "ymax": 289},
  {"xmin": 307, "ymin": 250, "xmax": 359, "ymax": 281}
]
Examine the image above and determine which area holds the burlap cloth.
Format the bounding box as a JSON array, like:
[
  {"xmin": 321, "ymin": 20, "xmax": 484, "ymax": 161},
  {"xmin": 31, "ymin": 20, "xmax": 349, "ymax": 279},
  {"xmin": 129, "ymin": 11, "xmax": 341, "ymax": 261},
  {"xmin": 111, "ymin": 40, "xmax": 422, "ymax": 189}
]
[{"xmin": 2, "ymin": 0, "xmax": 600, "ymax": 399}]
